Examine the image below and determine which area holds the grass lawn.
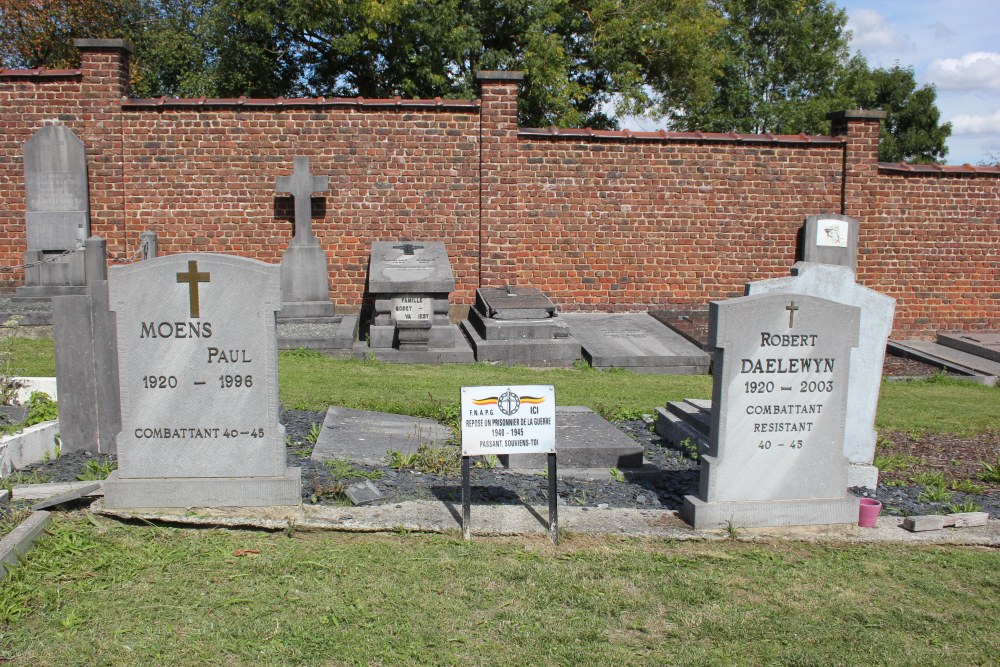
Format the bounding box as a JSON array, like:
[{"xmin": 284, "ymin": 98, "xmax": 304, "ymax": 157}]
[{"xmin": 0, "ymin": 513, "xmax": 997, "ymax": 666}]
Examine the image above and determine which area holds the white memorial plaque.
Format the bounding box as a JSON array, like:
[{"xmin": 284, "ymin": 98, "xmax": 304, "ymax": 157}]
[
  {"xmin": 815, "ymin": 218, "xmax": 849, "ymax": 248},
  {"xmin": 392, "ymin": 296, "xmax": 433, "ymax": 322},
  {"xmin": 461, "ymin": 385, "xmax": 555, "ymax": 456}
]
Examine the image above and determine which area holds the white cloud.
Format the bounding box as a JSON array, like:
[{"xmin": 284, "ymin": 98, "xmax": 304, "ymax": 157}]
[
  {"xmin": 925, "ymin": 52, "xmax": 1000, "ymax": 91},
  {"xmin": 847, "ymin": 9, "xmax": 914, "ymax": 53},
  {"xmin": 951, "ymin": 109, "xmax": 1000, "ymax": 135}
]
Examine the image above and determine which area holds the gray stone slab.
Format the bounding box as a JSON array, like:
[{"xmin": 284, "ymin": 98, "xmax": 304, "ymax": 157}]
[
  {"xmin": 684, "ymin": 293, "xmax": 861, "ymax": 529},
  {"xmin": 277, "ymin": 316, "xmax": 357, "ymax": 351},
  {"xmin": 352, "ymin": 328, "xmax": 475, "ymax": 363},
  {"xmin": 12, "ymin": 480, "xmax": 104, "ymax": 500},
  {"xmin": 504, "ymin": 407, "xmax": 643, "ymax": 470},
  {"xmin": 747, "ymin": 262, "xmax": 895, "ymax": 467},
  {"xmin": 104, "ymin": 253, "xmax": 299, "ymax": 508},
  {"xmin": 30, "ymin": 483, "xmax": 101, "ymax": 510},
  {"xmin": 368, "ymin": 241, "xmax": 455, "ymax": 294},
  {"xmin": 937, "ymin": 332, "xmax": 1000, "ymax": 364},
  {"xmin": 0, "ymin": 511, "xmax": 51, "ymax": 580},
  {"xmin": 476, "ymin": 287, "xmax": 557, "ymax": 319},
  {"xmin": 346, "ymin": 480, "xmax": 383, "ymax": 506},
  {"xmin": 467, "ymin": 308, "xmax": 569, "ymax": 341},
  {"xmin": 22, "ymin": 125, "xmax": 89, "ymax": 250},
  {"xmin": 802, "ymin": 214, "xmax": 859, "ymax": 272},
  {"xmin": 311, "ymin": 406, "xmax": 453, "ymax": 466},
  {"xmin": 560, "ymin": 313, "xmax": 710, "ymax": 372},
  {"xmin": 278, "ymin": 242, "xmax": 335, "ymax": 319},
  {"xmin": 893, "ymin": 339, "xmax": 1000, "ymax": 378},
  {"xmin": 460, "ymin": 320, "xmax": 581, "ymax": 367}
]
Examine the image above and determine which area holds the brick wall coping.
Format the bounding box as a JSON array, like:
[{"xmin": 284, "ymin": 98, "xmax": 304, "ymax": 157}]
[
  {"xmin": 519, "ymin": 126, "xmax": 843, "ymax": 145},
  {"xmin": 0, "ymin": 68, "xmax": 82, "ymax": 79},
  {"xmin": 879, "ymin": 162, "xmax": 1000, "ymax": 176},
  {"xmin": 122, "ymin": 95, "xmax": 481, "ymax": 110}
]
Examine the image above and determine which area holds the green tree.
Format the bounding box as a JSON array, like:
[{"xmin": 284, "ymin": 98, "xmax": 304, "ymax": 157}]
[{"xmin": 835, "ymin": 57, "xmax": 950, "ymax": 163}]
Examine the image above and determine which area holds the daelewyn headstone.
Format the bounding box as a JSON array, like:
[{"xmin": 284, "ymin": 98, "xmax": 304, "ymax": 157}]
[
  {"xmin": 361, "ymin": 241, "xmax": 473, "ymax": 362},
  {"xmin": 16, "ymin": 124, "xmax": 89, "ymax": 299},
  {"xmin": 460, "ymin": 286, "xmax": 581, "ymax": 366},
  {"xmin": 802, "ymin": 213, "xmax": 859, "ymax": 272},
  {"xmin": 275, "ymin": 157, "xmax": 335, "ymax": 320},
  {"xmin": 103, "ymin": 254, "xmax": 300, "ymax": 508},
  {"xmin": 683, "ymin": 293, "xmax": 860, "ymax": 529}
]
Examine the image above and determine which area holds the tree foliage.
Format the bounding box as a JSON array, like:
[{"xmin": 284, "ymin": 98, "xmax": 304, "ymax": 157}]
[{"xmin": 0, "ymin": 0, "xmax": 953, "ymax": 161}]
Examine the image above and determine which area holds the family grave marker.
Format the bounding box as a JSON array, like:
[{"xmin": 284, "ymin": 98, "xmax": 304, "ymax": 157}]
[
  {"xmin": 683, "ymin": 293, "xmax": 860, "ymax": 529},
  {"xmin": 103, "ymin": 253, "xmax": 300, "ymax": 508}
]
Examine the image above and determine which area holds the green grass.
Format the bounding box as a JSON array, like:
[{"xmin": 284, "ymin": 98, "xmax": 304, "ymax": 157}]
[
  {"xmin": 2, "ymin": 337, "xmax": 55, "ymax": 377},
  {"xmin": 875, "ymin": 375, "xmax": 1000, "ymax": 435},
  {"xmin": 0, "ymin": 513, "xmax": 997, "ymax": 666}
]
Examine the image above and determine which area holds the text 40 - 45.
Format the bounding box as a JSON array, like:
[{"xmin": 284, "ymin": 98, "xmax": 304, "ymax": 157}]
[{"xmin": 220, "ymin": 374, "xmax": 253, "ymax": 388}]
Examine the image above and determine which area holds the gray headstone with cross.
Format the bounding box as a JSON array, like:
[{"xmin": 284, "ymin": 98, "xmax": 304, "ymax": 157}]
[
  {"xmin": 682, "ymin": 292, "xmax": 861, "ymax": 529},
  {"xmin": 103, "ymin": 253, "xmax": 301, "ymax": 508},
  {"xmin": 274, "ymin": 157, "xmax": 334, "ymax": 319}
]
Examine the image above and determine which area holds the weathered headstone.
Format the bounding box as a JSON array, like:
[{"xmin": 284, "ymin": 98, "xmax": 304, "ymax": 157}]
[
  {"xmin": 802, "ymin": 213, "xmax": 859, "ymax": 272},
  {"xmin": 103, "ymin": 254, "xmax": 300, "ymax": 508},
  {"xmin": 275, "ymin": 157, "xmax": 335, "ymax": 320},
  {"xmin": 16, "ymin": 124, "xmax": 89, "ymax": 299},
  {"xmin": 561, "ymin": 313, "xmax": 709, "ymax": 374},
  {"xmin": 746, "ymin": 262, "xmax": 895, "ymax": 487},
  {"xmin": 460, "ymin": 286, "xmax": 581, "ymax": 366},
  {"xmin": 683, "ymin": 293, "xmax": 860, "ymax": 529},
  {"xmin": 52, "ymin": 236, "xmax": 121, "ymax": 454},
  {"xmin": 361, "ymin": 241, "xmax": 473, "ymax": 362}
]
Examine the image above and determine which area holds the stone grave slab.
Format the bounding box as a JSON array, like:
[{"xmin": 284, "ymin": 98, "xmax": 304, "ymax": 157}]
[
  {"xmin": 745, "ymin": 262, "xmax": 895, "ymax": 487},
  {"xmin": 648, "ymin": 308, "xmax": 710, "ymax": 350},
  {"xmin": 16, "ymin": 124, "xmax": 89, "ymax": 299},
  {"xmin": 311, "ymin": 406, "xmax": 452, "ymax": 466},
  {"xmin": 503, "ymin": 406, "xmax": 648, "ymax": 477},
  {"xmin": 889, "ymin": 339, "xmax": 1000, "ymax": 383},
  {"xmin": 683, "ymin": 293, "xmax": 861, "ymax": 529},
  {"xmin": 560, "ymin": 313, "xmax": 709, "ymax": 374},
  {"xmin": 461, "ymin": 286, "xmax": 580, "ymax": 367},
  {"xmin": 277, "ymin": 316, "xmax": 357, "ymax": 351},
  {"xmin": 937, "ymin": 332, "xmax": 1000, "ymax": 364},
  {"xmin": 103, "ymin": 253, "xmax": 300, "ymax": 508}
]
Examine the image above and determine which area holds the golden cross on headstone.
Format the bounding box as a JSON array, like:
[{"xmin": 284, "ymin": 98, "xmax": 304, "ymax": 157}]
[
  {"xmin": 176, "ymin": 260, "xmax": 211, "ymax": 318},
  {"xmin": 786, "ymin": 300, "xmax": 799, "ymax": 327}
]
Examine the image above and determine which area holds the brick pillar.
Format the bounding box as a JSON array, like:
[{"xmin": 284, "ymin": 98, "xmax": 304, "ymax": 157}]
[
  {"xmin": 477, "ymin": 71, "xmax": 523, "ymax": 287},
  {"xmin": 72, "ymin": 39, "xmax": 133, "ymax": 260},
  {"xmin": 828, "ymin": 110, "xmax": 885, "ymax": 217}
]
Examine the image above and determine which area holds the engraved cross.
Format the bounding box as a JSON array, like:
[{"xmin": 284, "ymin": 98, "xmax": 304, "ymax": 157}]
[
  {"xmin": 176, "ymin": 260, "xmax": 211, "ymax": 318},
  {"xmin": 786, "ymin": 300, "xmax": 799, "ymax": 327},
  {"xmin": 393, "ymin": 243, "xmax": 423, "ymax": 256},
  {"xmin": 275, "ymin": 157, "xmax": 328, "ymax": 241}
]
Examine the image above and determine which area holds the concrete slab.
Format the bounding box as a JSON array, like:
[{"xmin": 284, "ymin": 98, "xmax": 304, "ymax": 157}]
[
  {"xmin": 460, "ymin": 319, "xmax": 581, "ymax": 367},
  {"xmin": 0, "ymin": 511, "xmax": 51, "ymax": 579},
  {"xmin": 311, "ymin": 406, "xmax": 453, "ymax": 467},
  {"xmin": 30, "ymin": 483, "xmax": 102, "ymax": 510},
  {"xmin": 937, "ymin": 331, "xmax": 1000, "ymax": 364},
  {"xmin": 352, "ymin": 326, "xmax": 475, "ymax": 363},
  {"xmin": 890, "ymin": 339, "xmax": 1000, "ymax": 382},
  {"xmin": 561, "ymin": 313, "xmax": 709, "ymax": 373},
  {"xmin": 12, "ymin": 479, "xmax": 101, "ymax": 500},
  {"xmin": 504, "ymin": 406, "xmax": 644, "ymax": 470},
  {"xmin": 278, "ymin": 315, "xmax": 357, "ymax": 351}
]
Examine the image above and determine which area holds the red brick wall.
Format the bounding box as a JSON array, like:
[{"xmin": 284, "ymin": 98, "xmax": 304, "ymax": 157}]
[{"xmin": 1, "ymin": 44, "xmax": 997, "ymax": 336}]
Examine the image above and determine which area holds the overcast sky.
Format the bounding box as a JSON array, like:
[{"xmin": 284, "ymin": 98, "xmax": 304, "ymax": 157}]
[{"xmin": 839, "ymin": 0, "xmax": 1000, "ymax": 165}]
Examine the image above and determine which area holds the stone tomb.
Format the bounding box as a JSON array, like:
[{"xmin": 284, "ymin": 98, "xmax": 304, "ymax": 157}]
[
  {"xmin": 360, "ymin": 241, "xmax": 473, "ymax": 362},
  {"xmin": 103, "ymin": 254, "xmax": 300, "ymax": 508},
  {"xmin": 683, "ymin": 293, "xmax": 860, "ymax": 529},
  {"xmin": 16, "ymin": 124, "xmax": 89, "ymax": 299},
  {"xmin": 460, "ymin": 286, "xmax": 581, "ymax": 366},
  {"xmin": 560, "ymin": 313, "xmax": 709, "ymax": 374}
]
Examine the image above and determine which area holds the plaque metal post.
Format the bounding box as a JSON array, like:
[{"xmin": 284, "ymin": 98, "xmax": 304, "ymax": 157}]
[
  {"xmin": 462, "ymin": 455, "xmax": 471, "ymax": 540},
  {"xmin": 548, "ymin": 452, "xmax": 558, "ymax": 545}
]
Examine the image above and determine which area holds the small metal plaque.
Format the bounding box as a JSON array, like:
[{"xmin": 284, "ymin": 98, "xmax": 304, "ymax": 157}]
[{"xmin": 392, "ymin": 296, "xmax": 433, "ymax": 322}]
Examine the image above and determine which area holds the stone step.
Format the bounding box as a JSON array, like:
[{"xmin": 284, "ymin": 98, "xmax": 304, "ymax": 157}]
[
  {"xmin": 937, "ymin": 331, "xmax": 1000, "ymax": 364},
  {"xmin": 889, "ymin": 339, "xmax": 1000, "ymax": 383},
  {"xmin": 665, "ymin": 400, "xmax": 711, "ymax": 437}
]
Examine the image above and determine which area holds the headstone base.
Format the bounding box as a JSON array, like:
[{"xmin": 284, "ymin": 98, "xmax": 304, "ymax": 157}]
[
  {"xmin": 103, "ymin": 468, "xmax": 302, "ymax": 508},
  {"xmin": 354, "ymin": 325, "xmax": 474, "ymax": 363},
  {"xmin": 277, "ymin": 315, "xmax": 357, "ymax": 351},
  {"xmin": 682, "ymin": 494, "xmax": 858, "ymax": 530},
  {"xmin": 278, "ymin": 242, "xmax": 335, "ymax": 319},
  {"xmin": 460, "ymin": 319, "xmax": 581, "ymax": 367}
]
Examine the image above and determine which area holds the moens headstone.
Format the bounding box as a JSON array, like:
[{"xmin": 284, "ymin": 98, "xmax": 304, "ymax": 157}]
[
  {"xmin": 683, "ymin": 293, "xmax": 860, "ymax": 529},
  {"xmin": 460, "ymin": 286, "xmax": 581, "ymax": 366},
  {"xmin": 16, "ymin": 124, "xmax": 89, "ymax": 298},
  {"xmin": 802, "ymin": 214, "xmax": 859, "ymax": 272},
  {"xmin": 103, "ymin": 254, "xmax": 300, "ymax": 508},
  {"xmin": 746, "ymin": 262, "xmax": 895, "ymax": 488},
  {"xmin": 361, "ymin": 241, "xmax": 473, "ymax": 362},
  {"xmin": 275, "ymin": 157, "xmax": 335, "ymax": 320}
]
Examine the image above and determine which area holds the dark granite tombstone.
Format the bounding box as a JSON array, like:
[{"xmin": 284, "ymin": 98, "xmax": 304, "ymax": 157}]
[{"xmin": 16, "ymin": 125, "xmax": 89, "ymax": 299}]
